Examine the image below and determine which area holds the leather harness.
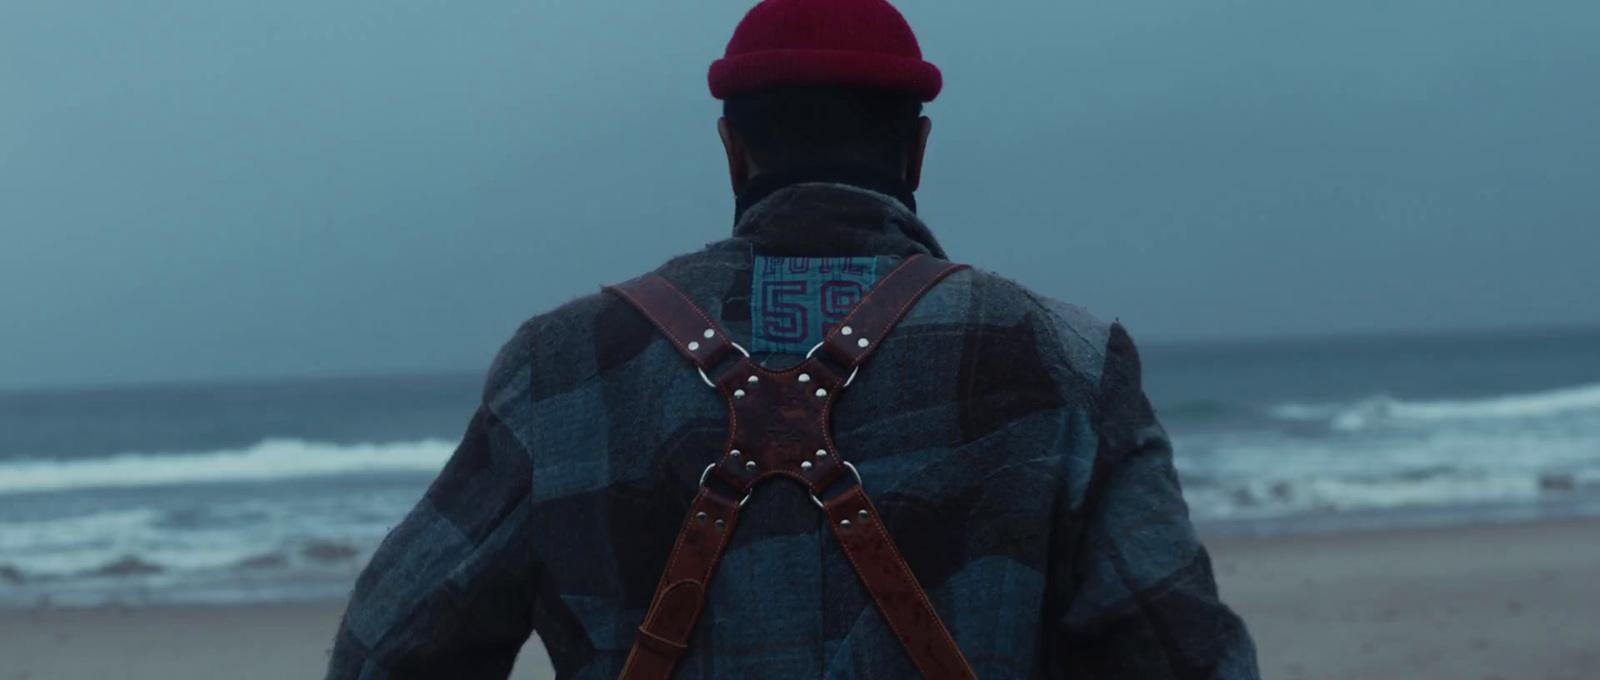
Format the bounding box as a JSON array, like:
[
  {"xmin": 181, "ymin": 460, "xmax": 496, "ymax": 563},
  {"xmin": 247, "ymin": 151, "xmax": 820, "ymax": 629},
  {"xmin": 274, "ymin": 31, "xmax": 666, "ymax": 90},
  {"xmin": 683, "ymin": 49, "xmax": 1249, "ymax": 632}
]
[{"xmin": 602, "ymin": 254, "xmax": 978, "ymax": 680}]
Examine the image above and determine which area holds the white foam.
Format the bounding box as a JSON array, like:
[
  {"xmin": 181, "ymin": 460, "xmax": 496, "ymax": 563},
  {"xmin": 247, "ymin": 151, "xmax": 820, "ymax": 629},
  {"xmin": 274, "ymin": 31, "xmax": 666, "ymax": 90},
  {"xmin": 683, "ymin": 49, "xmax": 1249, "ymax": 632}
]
[
  {"xmin": 0, "ymin": 495, "xmax": 410, "ymax": 578},
  {"xmin": 1269, "ymin": 382, "xmax": 1600, "ymax": 431},
  {"xmin": 1177, "ymin": 418, "xmax": 1600, "ymax": 522},
  {"xmin": 0, "ymin": 438, "xmax": 454, "ymax": 496},
  {"xmin": 1191, "ymin": 472, "xmax": 1548, "ymax": 520}
]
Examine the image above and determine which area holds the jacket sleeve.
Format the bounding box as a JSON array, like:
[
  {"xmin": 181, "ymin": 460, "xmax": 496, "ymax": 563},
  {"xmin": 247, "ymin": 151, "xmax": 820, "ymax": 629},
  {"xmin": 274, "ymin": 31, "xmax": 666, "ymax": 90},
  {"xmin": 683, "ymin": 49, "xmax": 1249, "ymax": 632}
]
[
  {"xmin": 325, "ymin": 349, "xmax": 538, "ymax": 678},
  {"xmin": 1048, "ymin": 323, "xmax": 1259, "ymax": 679}
]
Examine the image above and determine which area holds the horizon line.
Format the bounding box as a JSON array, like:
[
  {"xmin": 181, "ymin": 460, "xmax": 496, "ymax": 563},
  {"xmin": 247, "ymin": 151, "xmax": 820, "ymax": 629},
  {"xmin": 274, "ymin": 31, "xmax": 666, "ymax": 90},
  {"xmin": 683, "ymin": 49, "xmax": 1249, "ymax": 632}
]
[{"xmin": 4, "ymin": 320, "xmax": 1597, "ymax": 395}]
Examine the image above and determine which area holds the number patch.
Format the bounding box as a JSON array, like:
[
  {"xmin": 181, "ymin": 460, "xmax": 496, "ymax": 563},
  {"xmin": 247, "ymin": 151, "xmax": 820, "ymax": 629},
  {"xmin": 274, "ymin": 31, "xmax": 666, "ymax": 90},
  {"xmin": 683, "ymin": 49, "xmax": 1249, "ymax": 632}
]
[{"xmin": 751, "ymin": 256, "xmax": 879, "ymax": 355}]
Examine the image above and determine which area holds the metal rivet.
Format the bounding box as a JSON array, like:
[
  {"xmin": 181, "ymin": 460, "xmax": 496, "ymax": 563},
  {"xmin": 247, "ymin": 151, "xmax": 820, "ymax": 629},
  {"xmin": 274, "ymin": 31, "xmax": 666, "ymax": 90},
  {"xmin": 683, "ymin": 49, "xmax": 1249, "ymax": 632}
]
[
  {"xmin": 801, "ymin": 461, "xmax": 814, "ymax": 471},
  {"xmin": 839, "ymin": 519, "xmax": 852, "ymax": 530},
  {"xmin": 730, "ymin": 449, "xmax": 741, "ymax": 459},
  {"xmin": 745, "ymin": 461, "xmax": 757, "ymax": 472},
  {"xmin": 798, "ymin": 373, "xmax": 811, "ymax": 383},
  {"xmin": 703, "ymin": 329, "xmax": 716, "ymax": 339},
  {"xmin": 734, "ymin": 389, "xmax": 746, "ymax": 399},
  {"xmin": 815, "ymin": 388, "xmax": 828, "ymax": 398},
  {"xmin": 688, "ymin": 341, "xmax": 700, "ymax": 351},
  {"xmin": 858, "ymin": 509, "xmax": 869, "ymax": 520},
  {"xmin": 715, "ymin": 519, "xmax": 726, "ymax": 530},
  {"xmin": 857, "ymin": 338, "xmax": 869, "ymax": 348},
  {"xmin": 841, "ymin": 326, "xmax": 854, "ymax": 336},
  {"xmin": 696, "ymin": 511, "xmax": 707, "ymax": 522},
  {"xmin": 747, "ymin": 375, "xmax": 759, "ymax": 384},
  {"xmin": 815, "ymin": 449, "xmax": 828, "ymax": 458}
]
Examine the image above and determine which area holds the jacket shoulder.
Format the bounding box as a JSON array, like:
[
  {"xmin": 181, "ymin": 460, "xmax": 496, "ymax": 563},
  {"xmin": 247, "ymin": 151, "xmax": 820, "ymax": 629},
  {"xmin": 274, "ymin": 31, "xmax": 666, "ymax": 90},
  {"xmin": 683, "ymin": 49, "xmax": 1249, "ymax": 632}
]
[
  {"xmin": 481, "ymin": 290, "xmax": 615, "ymax": 410},
  {"xmin": 483, "ymin": 249, "xmax": 745, "ymax": 408},
  {"xmin": 953, "ymin": 267, "xmax": 1117, "ymax": 387}
]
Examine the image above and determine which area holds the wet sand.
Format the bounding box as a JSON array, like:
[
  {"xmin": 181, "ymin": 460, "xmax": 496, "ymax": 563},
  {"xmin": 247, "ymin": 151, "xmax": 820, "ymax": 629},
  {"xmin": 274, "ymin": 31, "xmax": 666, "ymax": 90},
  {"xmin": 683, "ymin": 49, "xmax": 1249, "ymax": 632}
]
[
  {"xmin": 1212, "ymin": 519, "xmax": 1600, "ymax": 680},
  {"xmin": 2, "ymin": 519, "xmax": 1596, "ymax": 679}
]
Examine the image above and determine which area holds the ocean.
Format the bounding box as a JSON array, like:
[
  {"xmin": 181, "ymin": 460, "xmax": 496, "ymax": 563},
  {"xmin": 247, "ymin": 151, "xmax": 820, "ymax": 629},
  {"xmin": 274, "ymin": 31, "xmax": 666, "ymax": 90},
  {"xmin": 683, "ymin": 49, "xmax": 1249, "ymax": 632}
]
[{"xmin": 2, "ymin": 327, "xmax": 1598, "ymax": 609}]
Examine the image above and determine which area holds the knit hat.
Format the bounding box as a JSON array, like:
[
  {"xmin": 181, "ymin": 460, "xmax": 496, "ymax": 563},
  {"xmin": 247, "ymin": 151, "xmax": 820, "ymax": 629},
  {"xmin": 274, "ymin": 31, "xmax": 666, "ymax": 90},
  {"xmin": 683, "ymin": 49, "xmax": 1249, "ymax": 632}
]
[{"xmin": 709, "ymin": 0, "xmax": 942, "ymax": 102}]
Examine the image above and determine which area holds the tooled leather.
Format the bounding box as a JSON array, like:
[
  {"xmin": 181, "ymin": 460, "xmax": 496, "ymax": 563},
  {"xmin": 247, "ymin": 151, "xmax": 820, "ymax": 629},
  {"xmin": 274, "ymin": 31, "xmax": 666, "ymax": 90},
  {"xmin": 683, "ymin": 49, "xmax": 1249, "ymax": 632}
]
[
  {"xmin": 609, "ymin": 258, "xmax": 975, "ymax": 680},
  {"xmin": 709, "ymin": 358, "xmax": 850, "ymax": 494}
]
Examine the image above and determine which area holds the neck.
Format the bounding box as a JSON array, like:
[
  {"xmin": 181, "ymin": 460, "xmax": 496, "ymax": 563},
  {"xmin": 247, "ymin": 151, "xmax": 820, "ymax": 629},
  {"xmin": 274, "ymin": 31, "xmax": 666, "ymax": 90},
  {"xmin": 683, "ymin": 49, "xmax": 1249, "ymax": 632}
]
[{"xmin": 735, "ymin": 164, "xmax": 916, "ymax": 224}]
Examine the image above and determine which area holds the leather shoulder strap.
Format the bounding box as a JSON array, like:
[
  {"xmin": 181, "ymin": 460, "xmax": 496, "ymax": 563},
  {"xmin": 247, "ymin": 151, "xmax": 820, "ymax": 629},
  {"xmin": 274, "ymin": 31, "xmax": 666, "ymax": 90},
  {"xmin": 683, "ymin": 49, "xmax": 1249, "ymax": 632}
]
[
  {"xmin": 604, "ymin": 274, "xmax": 747, "ymax": 679},
  {"xmin": 617, "ymin": 489, "xmax": 743, "ymax": 680},
  {"xmin": 604, "ymin": 272, "xmax": 739, "ymax": 372},
  {"xmin": 810, "ymin": 256, "xmax": 977, "ymax": 680},
  {"xmin": 825, "ymin": 486, "xmax": 976, "ymax": 679},
  {"xmin": 818, "ymin": 254, "xmax": 969, "ymax": 370}
]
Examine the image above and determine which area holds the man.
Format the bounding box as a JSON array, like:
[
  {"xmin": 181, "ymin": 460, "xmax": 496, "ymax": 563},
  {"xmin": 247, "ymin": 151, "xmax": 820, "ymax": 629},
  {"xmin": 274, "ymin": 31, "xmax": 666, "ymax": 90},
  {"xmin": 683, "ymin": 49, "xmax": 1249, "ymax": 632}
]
[{"xmin": 327, "ymin": 0, "xmax": 1259, "ymax": 678}]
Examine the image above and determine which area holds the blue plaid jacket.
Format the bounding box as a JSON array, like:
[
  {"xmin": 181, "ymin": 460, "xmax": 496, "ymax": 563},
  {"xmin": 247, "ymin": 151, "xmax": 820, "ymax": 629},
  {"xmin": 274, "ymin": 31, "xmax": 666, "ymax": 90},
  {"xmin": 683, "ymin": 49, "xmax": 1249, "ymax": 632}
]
[{"xmin": 327, "ymin": 179, "xmax": 1259, "ymax": 679}]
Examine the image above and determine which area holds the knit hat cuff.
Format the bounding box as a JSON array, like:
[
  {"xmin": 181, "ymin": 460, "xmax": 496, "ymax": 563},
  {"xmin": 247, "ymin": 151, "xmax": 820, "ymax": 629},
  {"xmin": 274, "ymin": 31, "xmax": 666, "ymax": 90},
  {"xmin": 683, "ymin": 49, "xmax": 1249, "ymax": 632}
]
[{"xmin": 710, "ymin": 48, "xmax": 942, "ymax": 102}]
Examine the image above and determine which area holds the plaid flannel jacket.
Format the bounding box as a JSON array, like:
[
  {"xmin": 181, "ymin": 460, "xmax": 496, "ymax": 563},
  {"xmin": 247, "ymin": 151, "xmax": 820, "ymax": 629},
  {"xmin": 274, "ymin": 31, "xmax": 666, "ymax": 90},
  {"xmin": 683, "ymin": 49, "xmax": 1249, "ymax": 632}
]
[{"xmin": 326, "ymin": 179, "xmax": 1260, "ymax": 679}]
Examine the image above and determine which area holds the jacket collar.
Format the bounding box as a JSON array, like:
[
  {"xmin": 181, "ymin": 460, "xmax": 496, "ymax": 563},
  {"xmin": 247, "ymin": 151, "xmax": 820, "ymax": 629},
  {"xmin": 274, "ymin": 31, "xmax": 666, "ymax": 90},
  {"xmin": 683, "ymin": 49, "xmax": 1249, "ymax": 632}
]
[{"xmin": 727, "ymin": 166, "xmax": 948, "ymax": 259}]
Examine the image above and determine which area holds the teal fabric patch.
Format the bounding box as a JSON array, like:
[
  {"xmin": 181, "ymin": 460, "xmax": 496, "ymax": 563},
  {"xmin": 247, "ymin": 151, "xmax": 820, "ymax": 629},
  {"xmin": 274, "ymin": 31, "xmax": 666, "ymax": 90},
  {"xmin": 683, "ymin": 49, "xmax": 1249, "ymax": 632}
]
[{"xmin": 750, "ymin": 256, "xmax": 879, "ymax": 355}]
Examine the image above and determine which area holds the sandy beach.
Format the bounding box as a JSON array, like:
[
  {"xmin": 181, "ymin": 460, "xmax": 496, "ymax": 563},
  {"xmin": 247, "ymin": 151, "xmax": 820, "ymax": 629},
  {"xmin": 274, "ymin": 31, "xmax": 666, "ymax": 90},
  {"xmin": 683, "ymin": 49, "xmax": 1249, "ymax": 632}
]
[
  {"xmin": 1213, "ymin": 519, "xmax": 1600, "ymax": 680},
  {"xmin": 2, "ymin": 519, "xmax": 1596, "ymax": 680}
]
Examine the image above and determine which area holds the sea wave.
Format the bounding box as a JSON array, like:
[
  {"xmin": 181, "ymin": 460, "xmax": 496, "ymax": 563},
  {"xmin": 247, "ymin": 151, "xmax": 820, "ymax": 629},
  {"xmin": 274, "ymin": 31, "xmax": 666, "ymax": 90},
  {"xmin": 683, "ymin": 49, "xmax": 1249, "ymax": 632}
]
[
  {"xmin": 0, "ymin": 438, "xmax": 454, "ymax": 496},
  {"xmin": 0, "ymin": 493, "xmax": 409, "ymax": 581},
  {"xmin": 1176, "ymin": 417, "xmax": 1600, "ymax": 522},
  {"xmin": 1268, "ymin": 382, "xmax": 1600, "ymax": 432},
  {"xmin": 1186, "ymin": 470, "xmax": 1600, "ymax": 519}
]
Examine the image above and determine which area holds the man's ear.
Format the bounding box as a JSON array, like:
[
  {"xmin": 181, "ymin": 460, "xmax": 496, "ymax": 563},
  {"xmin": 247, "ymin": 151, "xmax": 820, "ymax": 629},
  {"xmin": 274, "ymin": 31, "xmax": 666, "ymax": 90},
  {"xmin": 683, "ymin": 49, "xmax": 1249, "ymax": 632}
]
[
  {"xmin": 718, "ymin": 118, "xmax": 751, "ymax": 195},
  {"xmin": 905, "ymin": 116, "xmax": 932, "ymax": 192}
]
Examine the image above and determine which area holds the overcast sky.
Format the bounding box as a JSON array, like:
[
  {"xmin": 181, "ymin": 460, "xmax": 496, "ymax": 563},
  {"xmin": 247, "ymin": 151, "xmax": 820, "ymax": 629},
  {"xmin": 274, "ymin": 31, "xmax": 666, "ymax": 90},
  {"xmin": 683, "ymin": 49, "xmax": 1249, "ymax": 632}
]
[{"xmin": 2, "ymin": 0, "xmax": 1596, "ymax": 389}]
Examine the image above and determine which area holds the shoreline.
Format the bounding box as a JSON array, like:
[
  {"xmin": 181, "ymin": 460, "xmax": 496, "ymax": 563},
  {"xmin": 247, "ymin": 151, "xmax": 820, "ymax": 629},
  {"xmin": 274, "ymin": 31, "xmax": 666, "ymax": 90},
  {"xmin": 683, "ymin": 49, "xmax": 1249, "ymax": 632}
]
[
  {"xmin": 3, "ymin": 518, "xmax": 1598, "ymax": 679},
  {"xmin": 9, "ymin": 497, "xmax": 1600, "ymax": 613},
  {"xmin": 1193, "ymin": 491, "xmax": 1600, "ymax": 539}
]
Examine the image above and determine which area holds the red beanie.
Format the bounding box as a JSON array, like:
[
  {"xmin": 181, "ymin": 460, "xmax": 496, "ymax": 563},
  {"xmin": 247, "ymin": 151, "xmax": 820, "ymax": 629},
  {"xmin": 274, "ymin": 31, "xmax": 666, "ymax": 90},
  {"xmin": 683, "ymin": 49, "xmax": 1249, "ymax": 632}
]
[{"xmin": 709, "ymin": 0, "xmax": 942, "ymax": 102}]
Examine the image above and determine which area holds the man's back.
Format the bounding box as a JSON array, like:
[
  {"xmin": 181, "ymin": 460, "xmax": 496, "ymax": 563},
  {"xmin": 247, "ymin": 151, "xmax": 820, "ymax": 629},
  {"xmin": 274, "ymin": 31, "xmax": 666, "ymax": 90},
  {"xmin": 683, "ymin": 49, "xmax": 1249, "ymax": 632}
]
[
  {"xmin": 327, "ymin": 181, "xmax": 1256, "ymax": 678},
  {"xmin": 328, "ymin": 1, "xmax": 1256, "ymax": 676}
]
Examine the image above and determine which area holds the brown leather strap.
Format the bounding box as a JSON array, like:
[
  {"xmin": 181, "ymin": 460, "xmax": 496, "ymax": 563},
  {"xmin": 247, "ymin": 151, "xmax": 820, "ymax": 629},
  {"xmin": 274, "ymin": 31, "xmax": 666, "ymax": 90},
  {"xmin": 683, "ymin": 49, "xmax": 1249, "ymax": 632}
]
[
  {"xmin": 607, "ymin": 272, "xmax": 749, "ymax": 680},
  {"xmin": 811, "ymin": 255, "xmax": 978, "ymax": 678},
  {"xmin": 824, "ymin": 486, "xmax": 977, "ymax": 679},
  {"xmin": 608, "ymin": 256, "xmax": 975, "ymax": 680},
  {"xmin": 605, "ymin": 273, "xmax": 739, "ymax": 372},
  {"xmin": 819, "ymin": 254, "xmax": 970, "ymax": 370},
  {"xmin": 617, "ymin": 489, "xmax": 742, "ymax": 679}
]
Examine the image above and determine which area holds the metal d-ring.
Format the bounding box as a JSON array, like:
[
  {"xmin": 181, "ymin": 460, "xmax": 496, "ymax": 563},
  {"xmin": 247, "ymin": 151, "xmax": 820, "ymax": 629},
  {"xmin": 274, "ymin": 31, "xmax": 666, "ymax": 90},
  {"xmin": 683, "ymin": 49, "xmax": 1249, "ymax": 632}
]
[
  {"xmin": 697, "ymin": 342, "xmax": 752, "ymax": 389},
  {"xmin": 809, "ymin": 460, "xmax": 862, "ymax": 510},
  {"xmin": 700, "ymin": 462, "xmax": 752, "ymax": 507},
  {"xmin": 804, "ymin": 341, "xmax": 860, "ymax": 388}
]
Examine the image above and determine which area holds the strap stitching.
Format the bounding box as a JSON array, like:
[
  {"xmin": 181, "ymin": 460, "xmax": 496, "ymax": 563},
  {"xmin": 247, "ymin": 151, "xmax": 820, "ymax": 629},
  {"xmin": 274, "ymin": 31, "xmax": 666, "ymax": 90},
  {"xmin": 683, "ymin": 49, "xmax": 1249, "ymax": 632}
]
[
  {"xmin": 622, "ymin": 489, "xmax": 734, "ymax": 677},
  {"xmin": 607, "ymin": 275, "xmax": 734, "ymax": 369},
  {"xmin": 822, "ymin": 257, "xmax": 969, "ymax": 368},
  {"xmin": 825, "ymin": 255, "xmax": 925, "ymax": 347},
  {"xmin": 829, "ymin": 506, "xmax": 925, "ymax": 676},
  {"xmin": 855, "ymin": 264, "xmax": 968, "ymax": 367},
  {"xmin": 657, "ymin": 274, "xmax": 728, "ymax": 339},
  {"xmin": 721, "ymin": 387, "xmax": 744, "ymax": 490},
  {"xmin": 830, "ymin": 489, "xmax": 973, "ymax": 678},
  {"xmin": 607, "ymin": 283, "xmax": 693, "ymax": 360},
  {"xmin": 636, "ymin": 626, "xmax": 689, "ymax": 653}
]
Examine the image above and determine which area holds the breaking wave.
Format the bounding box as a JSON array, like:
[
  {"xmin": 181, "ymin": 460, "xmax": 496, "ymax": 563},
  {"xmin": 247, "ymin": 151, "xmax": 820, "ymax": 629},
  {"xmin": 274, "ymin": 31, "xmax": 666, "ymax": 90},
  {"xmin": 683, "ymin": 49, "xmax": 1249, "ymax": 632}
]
[
  {"xmin": 0, "ymin": 438, "xmax": 453, "ymax": 496},
  {"xmin": 1268, "ymin": 383, "xmax": 1600, "ymax": 432}
]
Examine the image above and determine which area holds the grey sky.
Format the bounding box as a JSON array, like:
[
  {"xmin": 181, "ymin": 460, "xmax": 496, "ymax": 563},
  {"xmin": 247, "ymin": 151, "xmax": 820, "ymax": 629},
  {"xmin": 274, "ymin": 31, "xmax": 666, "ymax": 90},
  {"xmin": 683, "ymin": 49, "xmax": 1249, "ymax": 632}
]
[{"xmin": 2, "ymin": 0, "xmax": 1597, "ymax": 389}]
